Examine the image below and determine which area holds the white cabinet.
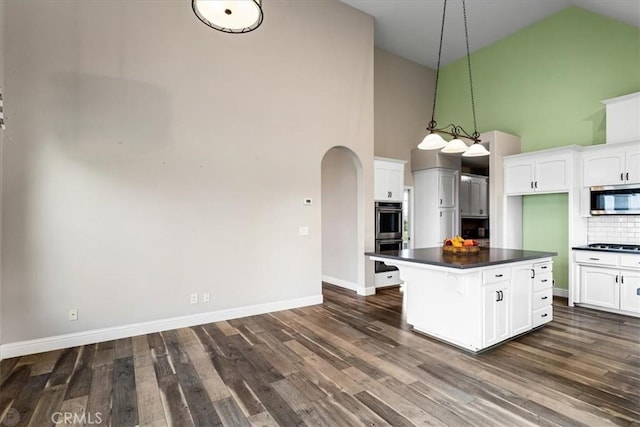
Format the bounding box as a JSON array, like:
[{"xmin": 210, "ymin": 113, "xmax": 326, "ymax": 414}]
[
  {"xmin": 414, "ymin": 168, "xmax": 458, "ymax": 247},
  {"xmin": 439, "ymin": 169, "xmax": 457, "ymax": 208},
  {"xmin": 602, "ymin": 92, "xmax": 640, "ymax": 144},
  {"xmin": 482, "ymin": 282, "xmax": 511, "ymax": 348},
  {"xmin": 374, "ymin": 158, "xmax": 405, "ymax": 202},
  {"xmin": 481, "ymin": 260, "xmax": 552, "ymax": 348},
  {"xmin": 460, "ymin": 174, "xmax": 488, "ymax": 218},
  {"xmin": 504, "ymin": 150, "xmax": 572, "ymax": 195},
  {"xmin": 580, "ymin": 266, "xmax": 620, "ymax": 309},
  {"xmin": 582, "ymin": 143, "xmax": 640, "ymax": 187},
  {"xmin": 511, "ymin": 265, "xmax": 533, "ymax": 335},
  {"xmin": 574, "ymin": 250, "xmax": 640, "ymax": 316}
]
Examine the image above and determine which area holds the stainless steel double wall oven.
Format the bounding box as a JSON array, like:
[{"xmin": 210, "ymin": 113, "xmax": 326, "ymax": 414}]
[{"xmin": 375, "ymin": 202, "xmax": 403, "ymax": 273}]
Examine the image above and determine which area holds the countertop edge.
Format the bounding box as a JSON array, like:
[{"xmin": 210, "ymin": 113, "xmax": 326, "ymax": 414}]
[{"xmin": 366, "ymin": 250, "xmax": 557, "ymax": 270}]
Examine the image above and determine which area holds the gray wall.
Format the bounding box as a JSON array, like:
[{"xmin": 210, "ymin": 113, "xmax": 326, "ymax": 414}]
[
  {"xmin": 2, "ymin": 1, "xmax": 374, "ymax": 344},
  {"xmin": 374, "ymin": 48, "xmax": 435, "ymax": 186},
  {"xmin": 321, "ymin": 147, "xmax": 359, "ymax": 285}
]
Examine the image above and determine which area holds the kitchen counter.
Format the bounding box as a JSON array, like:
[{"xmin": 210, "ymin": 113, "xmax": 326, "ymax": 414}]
[
  {"xmin": 366, "ymin": 247, "xmax": 556, "ymax": 269},
  {"xmin": 367, "ymin": 247, "xmax": 556, "ymax": 352}
]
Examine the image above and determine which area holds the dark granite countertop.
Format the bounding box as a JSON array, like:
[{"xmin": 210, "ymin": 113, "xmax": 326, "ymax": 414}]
[{"xmin": 366, "ymin": 247, "xmax": 557, "ymax": 270}]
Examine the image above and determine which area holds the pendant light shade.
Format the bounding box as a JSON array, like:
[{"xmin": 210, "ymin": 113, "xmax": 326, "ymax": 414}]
[
  {"xmin": 462, "ymin": 142, "xmax": 490, "ymax": 157},
  {"xmin": 193, "ymin": 0, "xmax": 263, "ymax": 34},
  {"xmin": 417, "ymin": 132, "xmax": 447, "ymax": 150},
  {"xmin": 441, "ymin": 138, "xmax": 469, "ymax": 154}
]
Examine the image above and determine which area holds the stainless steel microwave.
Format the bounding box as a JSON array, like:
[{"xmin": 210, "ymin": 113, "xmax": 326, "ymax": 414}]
[{"xmin": 590, "ymin": 184, "xmax": 640, "ymax": 215}]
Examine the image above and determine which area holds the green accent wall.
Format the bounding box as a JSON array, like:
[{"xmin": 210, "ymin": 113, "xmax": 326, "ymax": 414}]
[{"xmin": 435, "ymin": 7, "xmax": 640, "ymax": 289}]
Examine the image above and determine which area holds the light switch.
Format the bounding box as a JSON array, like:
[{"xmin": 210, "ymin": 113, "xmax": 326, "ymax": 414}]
[{"xmin": 299, "ymin": 226, "xmax": 309, "ymax": 236}]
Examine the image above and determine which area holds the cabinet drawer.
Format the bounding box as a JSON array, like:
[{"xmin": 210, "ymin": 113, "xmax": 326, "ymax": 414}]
[
  {"xmin": 533, "ymin": 272, "xmax": 553, "ymax": 292},
  {"xmin": 533, "ymin": 288, "xmax": 553, "ymax": 311},
  {"xmin": 533, "ymin": 306, "xmax": 553, "ymax": 328},
  {"xmin": 533, "ymin": 261, "xmax": 553, "ymax": 275},
  {"xmin": 482, "ymin": 267, "xmax": 511, "ymax": 284},
  {"xmin": 374, "ymin": 270, "xmax": 403, "ymax": 287},
  {"xmin": 620, "ymin": 254, "xmax": 640, "ymax": 269},
  {"xmin": 574, "ymin": 251, "xmax": 618, "ymax": 266}
]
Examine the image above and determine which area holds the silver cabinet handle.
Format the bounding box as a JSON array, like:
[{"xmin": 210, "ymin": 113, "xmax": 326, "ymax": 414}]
[
  {"xmin": 541, "ymin": 313, "xmax": 548, "ymax": 318},
  {"xmin": 589, "ymin": 258, "xmax": 599, "ymax": 261},
  {"xmin": 541, "ymin": 266, "xmax": 548, "ymax": 269},
  {"xmin": 541, "ymin": 279, "xmax": 548, "ymax": 283},
  {"xmin": 541, "ymin": 296, "xmax": 548, "ymax": 300},
  {"xmin": 495, "ymin": 274, "xmax": 503, "ymax": 278},
  {"xmin": 387, "ymin": 275, "xmax": 393, "ymax": 279}
]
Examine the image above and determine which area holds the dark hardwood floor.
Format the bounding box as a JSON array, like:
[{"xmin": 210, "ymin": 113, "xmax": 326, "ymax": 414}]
[{"xmin": 1, "ymin": 283, "xmax": 639, "ymax": 426}]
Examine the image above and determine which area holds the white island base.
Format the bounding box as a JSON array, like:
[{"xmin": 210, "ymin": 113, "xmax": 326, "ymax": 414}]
[{"xmin": 369, "ymin": 249, "xmax": 555, "ymax": 353}]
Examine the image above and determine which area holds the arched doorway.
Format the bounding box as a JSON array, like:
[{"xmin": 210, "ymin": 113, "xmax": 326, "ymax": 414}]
[{"xmin": 320, "ymin": 146, "xmax": 365, "ymax": 294}]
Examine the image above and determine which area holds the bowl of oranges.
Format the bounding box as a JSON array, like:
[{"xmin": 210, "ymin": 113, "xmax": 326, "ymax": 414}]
[{"xmin": 442, "ymin": 236, "xmax": 480, "ymax": 254}]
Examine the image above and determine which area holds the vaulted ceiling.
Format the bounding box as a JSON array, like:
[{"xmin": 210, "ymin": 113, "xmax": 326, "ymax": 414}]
[{"xmin": 340, "ymin": 0, "xmax": 640, "ymax": 68}]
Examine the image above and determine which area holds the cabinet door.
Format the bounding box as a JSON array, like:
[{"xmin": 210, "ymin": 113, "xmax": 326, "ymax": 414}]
[
  {"xmin": 583, "ymin": 150, "xmax": 626, "ymax": 187},
  {"xmin": 459, "ymin": 178, "xmax": 470, "ymax": 217},
  {"xmin": 504, "ymin": 161, "xmax": 535, "ymax": 195},
  {"xmin": 620, "ymin": 271, "xmax": 640, "ymax": 314},
  {"xmin": 478, "ymin": 178, "xmax": 488, "ymax": 217},
  {"xmin": 374, "ymin": 165, "xmax": 390, "ymax": 201},
  {"xmin": 374, "ymin": 161, "xmax": 404, "ymax": 201},
  {"xmin": 511, "ymin": 265, "xmax": 533, "ymax": 336},
  {"xmin": 438, "ymin": 170, "xmax": 457, "ymax": 208},
  {"xmin": 625, "ymin": 148, "xmax": 640, "ymax": 185},
  {"xmin": 580, "ymin": 266, "xmax": 619, "ymax": 309},
  {"xmin": 469, "ymin": 179, "xmax": 481, "ymax": 216},
  {"xmin": 535, "ymin": 156, "xmax": 569, "ymax": 192},
  {"xmin": 439, "ymin": 209, "xmax": 456, "ymax": 243},
  {"xmin": 483, "ymin": 282, "xmax": 510, "ymax": 348}
]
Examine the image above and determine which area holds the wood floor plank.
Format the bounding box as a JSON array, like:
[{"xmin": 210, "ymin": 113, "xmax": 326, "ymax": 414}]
[
  {"xmin": 112, "ymin": 356, "xmax": 139, "ymax": 427},
  {"xmin": 1, "ymin": 284, "xmax": 637, "ymax": 426}
]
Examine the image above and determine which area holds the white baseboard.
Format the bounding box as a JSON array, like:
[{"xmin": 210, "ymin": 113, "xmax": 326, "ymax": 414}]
[
  {"xmin": 553, "ymin": 287, "xmax": 569, "ymax": 298},
  {"xmin": 322, "ymin": 275, "xmax": 374, "ymax": 296},
  {"xmin": 0, "ymin": 294, "xmax": 323, "ymax": 359}
]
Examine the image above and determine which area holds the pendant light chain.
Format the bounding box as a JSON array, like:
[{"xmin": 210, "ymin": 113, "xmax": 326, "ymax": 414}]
[
  {"xmin": 430, "ymin": 0, "xmax": 448, "ymax": 127},
  {"xmin": 462, "ymin": 0, "xmax": 478, "ymax": 139}
]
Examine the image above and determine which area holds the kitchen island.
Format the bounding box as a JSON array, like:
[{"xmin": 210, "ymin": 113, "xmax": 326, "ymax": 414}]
[{"xmin": 367, "ymin": 247, "xmax": 557, "ymax": 352}]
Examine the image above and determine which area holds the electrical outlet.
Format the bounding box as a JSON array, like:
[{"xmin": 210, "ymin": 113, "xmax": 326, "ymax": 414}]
[
  {"xmin": 190, "ymin": 293, "xmax": 198, "ymax": 304},
  {"xmin": 203, "ymin": 293, "xmax": 210, "ymax": 303},
  {"xmin": 68, "ymin": 308, "xmax": 78, "ymax": 321}
]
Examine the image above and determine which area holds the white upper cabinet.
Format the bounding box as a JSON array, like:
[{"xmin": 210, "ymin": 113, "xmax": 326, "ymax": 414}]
[
  {"xmin": 438, "ymin": 169, "xmax": 457, "ymax": 208},
  {"xmin": 582, "ymin": 143, "xmax": 640, "ymax": 187},
  {"xmin": 374, "ymin": 158, "xmax": 405, "ymax": 202},
  {"xmin": 461, "ymin": 174, "xmax": 488, "ymax": 218},
  {"xmin": 504, "ymin": 149, "xmax": 573, "ymax": 195}
]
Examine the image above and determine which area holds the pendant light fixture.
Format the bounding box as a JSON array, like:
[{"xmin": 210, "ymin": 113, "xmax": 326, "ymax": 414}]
[
  {"xmin": 192, "ymin": 0, "xmax": 264, "ymax": 34},
  {"xmin": 418, "ymin": 0, "xmax": 489, "ymax": 157}
]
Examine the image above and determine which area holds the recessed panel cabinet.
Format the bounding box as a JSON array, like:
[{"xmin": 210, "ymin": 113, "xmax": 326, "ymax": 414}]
[
  {"xmin": 460, "ymin": 174, "xmax": 488, "ymax": 218},
  {"xmin": 414, "ymin": 168, "xmax": 458, "ymax": 247},
  {"xmin": 374, "ymin": 158, "xmax": 405, "ymax": 202},
  {"xmin": 504, "ymin": 150, "xmax": 572, "ymax": 195},
  {"xmin": 582, "ymin": 144, "xmax": 640, "ymax": 187},
  {"xmin": 574, "ymin": 251, "xmax": 640, "ymax": 316}
]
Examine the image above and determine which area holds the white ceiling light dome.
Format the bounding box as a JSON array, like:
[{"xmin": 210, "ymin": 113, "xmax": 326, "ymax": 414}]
[{"xmin": 193, "ymin": 0, "xmax": 264, "ymax": 34}]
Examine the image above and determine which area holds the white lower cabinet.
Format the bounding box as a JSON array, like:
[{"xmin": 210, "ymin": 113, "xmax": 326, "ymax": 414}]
[
  {"xmin": 511, "ymin": 266, "xmax": 534, "ymax": 335},
  {"xmin": 575, "ymin": 251, "xmax": 640, "ymax": 316},
  {"xmin": 482, "ymin": 282, "xmax": 511, "ymax": 348},
  {"xmin": 481, "ymin": 260, "xmax": 552, "ymax": 349}
]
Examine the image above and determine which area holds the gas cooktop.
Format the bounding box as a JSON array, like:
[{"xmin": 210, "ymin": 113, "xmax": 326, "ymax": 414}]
[{"xmin": 573, "ymin": 243, "xmax": 640, "ymax": 253}]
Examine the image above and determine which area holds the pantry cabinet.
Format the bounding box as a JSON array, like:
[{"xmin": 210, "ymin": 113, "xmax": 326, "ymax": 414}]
[
  {"xmin": 374, "ymin": 158, "xmax": 405, "ymax": 202},
  {"xmin": 504, "ymin": 149, "xmax": 573, "ymax": 195},
  {"xmin": 414, "ymin": 168, "xmax": 458, "ymax": 248},
  {"xmin": 582, "ymin": 143, "xmax": 640, "ymax": 187}
]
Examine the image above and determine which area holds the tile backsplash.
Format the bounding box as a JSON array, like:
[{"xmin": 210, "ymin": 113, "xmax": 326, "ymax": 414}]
[{"xmin": 587, "ymin": 216, "xmax": 640, "ymax": 244}]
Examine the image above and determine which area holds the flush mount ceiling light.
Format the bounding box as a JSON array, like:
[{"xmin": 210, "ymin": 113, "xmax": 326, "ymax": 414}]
[
  {"xmin": 192, "ymin": 0, "xmax": 264, "ymax": 34},
  {"xmin": 417, "ymin": 0, "xmax": 489, "ymax": 157}
]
